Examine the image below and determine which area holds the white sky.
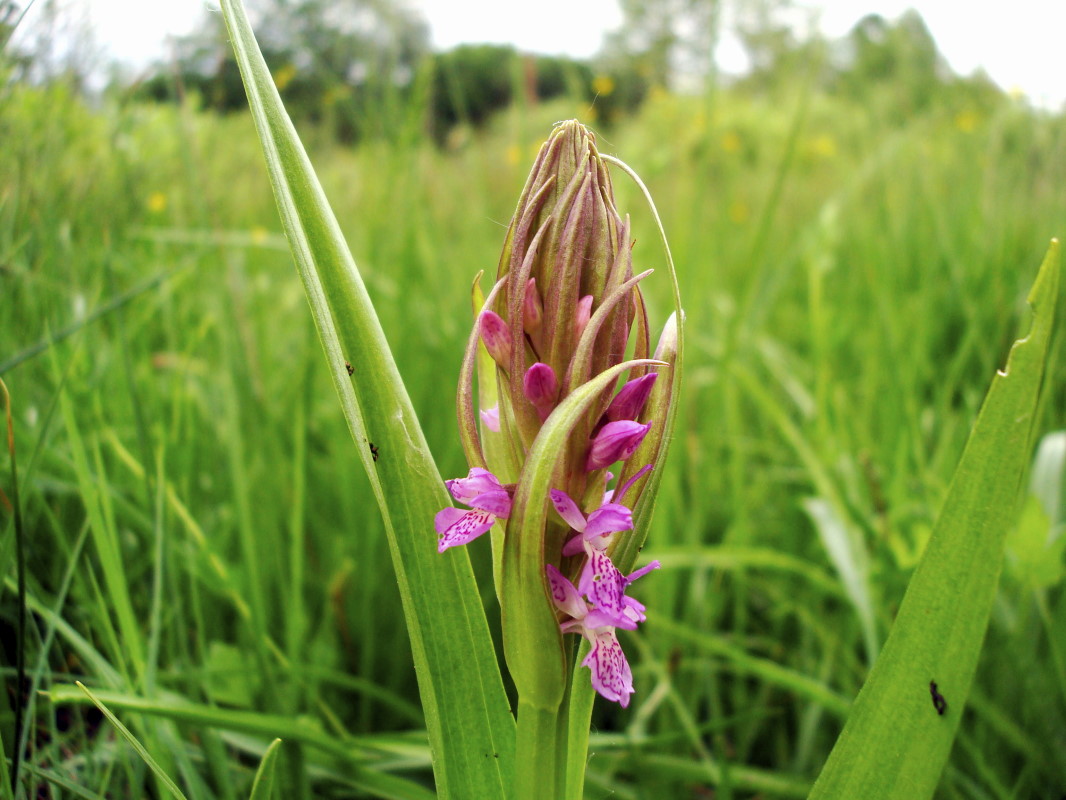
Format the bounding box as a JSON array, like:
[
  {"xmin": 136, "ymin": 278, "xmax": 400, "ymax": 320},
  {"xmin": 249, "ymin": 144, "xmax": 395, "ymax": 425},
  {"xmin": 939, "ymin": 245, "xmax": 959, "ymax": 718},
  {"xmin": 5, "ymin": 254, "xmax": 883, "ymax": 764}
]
[{"xmin": 15, "ymin": 0, "xmax": 1066, "ymax": 109}]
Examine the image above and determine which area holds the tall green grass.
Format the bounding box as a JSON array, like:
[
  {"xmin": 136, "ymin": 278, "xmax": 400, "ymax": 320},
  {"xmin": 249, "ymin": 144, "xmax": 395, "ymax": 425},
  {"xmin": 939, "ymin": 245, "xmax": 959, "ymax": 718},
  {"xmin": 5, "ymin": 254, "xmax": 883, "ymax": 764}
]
[{"xmin": 2, "ymin": 69, "xmax": 1065, "ymax": 798}]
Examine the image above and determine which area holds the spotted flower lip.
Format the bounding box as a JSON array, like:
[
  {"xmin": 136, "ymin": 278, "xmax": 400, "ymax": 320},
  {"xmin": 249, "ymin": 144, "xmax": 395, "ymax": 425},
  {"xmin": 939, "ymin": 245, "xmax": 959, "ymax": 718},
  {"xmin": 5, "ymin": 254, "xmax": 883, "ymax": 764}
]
[
  {"xmin": 578, "ymin": 548, "xmax": 661, "ymax": 630},
  {"xmin": 434, "ymin": 468, "xmax": 511, "ymax": 553},
  {"xmin": 546, "ymin": 562, "xmax": 649, "ymax": 708}
]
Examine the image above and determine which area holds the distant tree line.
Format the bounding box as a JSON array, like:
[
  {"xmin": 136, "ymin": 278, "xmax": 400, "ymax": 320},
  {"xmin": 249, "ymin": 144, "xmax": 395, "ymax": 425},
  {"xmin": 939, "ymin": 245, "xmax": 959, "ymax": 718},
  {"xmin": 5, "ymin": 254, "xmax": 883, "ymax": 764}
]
[{"xmin": 3, "ymin": 0, "xmax": 1008, "ymax": 143}]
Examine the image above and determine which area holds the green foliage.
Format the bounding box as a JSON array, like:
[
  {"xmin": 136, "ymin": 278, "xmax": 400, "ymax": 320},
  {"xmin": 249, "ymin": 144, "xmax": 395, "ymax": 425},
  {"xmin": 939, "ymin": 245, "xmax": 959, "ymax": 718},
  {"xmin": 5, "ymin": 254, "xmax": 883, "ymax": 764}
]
[
  {"xmin": 2, "ymin": 30, "xmax": 1066, "ymax": 800},
  {"xmin": 810, "ymin": 242, "xmax": 1059, "ymax": 799}
]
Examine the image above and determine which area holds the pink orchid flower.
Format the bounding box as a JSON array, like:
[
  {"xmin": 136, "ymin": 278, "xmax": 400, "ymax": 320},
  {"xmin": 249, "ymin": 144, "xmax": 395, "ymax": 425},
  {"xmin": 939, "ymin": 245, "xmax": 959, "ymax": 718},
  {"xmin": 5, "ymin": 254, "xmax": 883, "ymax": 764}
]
[{"xmin": 434, "ymin": 468, "xmax": 511, "ymax": 553}]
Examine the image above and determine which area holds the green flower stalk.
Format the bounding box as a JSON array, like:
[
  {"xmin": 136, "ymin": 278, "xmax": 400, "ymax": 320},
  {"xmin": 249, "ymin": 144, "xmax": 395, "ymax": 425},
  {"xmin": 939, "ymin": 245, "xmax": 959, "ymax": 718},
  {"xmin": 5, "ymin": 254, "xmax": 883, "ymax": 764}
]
[{"xmin": 435, "ymin": 120, "xmax": 683, "ymax": 797}]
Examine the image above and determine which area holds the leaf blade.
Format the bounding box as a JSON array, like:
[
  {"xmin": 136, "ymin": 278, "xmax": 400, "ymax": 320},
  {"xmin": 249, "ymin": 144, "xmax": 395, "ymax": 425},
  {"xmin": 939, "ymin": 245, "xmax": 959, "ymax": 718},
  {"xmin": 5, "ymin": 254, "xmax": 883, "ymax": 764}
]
[
  {"xmin": 217, "ymin": 2, "xmax": 515, "ymax": 796},
  {"xmin": 809, "ymin": 240, "xmax": 1061, "ymax": 798}
]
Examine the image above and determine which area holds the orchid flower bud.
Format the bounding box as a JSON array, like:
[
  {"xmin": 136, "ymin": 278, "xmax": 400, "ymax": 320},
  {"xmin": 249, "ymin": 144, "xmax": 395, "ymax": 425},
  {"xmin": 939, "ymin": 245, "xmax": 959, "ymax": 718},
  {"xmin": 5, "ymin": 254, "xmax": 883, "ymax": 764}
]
[
  {"xmin": 605, "ymin": 373, "xmax": 657, "ymax": 422},
  {"xmin": 574, "ymin": 295, "xmax": 594, "ymax": 340},
  {"xmin": 523, "ymin": 362, "xmax": 559, "ymax": 421},
  {"xmin": 586, "ymin": 420, "xmax": 652, "ymax": 472},
  {"xmin": 523, "ymin": 277, "xmax": 543, "ymax": 333},
  {"xmin": 479, "ymin": 310, "xmax": 511, "ymax": 367}
]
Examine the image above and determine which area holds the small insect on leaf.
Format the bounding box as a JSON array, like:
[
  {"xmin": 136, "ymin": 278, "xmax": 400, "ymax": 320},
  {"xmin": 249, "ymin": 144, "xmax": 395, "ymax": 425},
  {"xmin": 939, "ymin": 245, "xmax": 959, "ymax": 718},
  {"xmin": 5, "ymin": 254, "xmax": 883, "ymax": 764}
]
[
  {"xmin": 929, "ymin": 680, "xmax": 947, "ymax": 715},
  {"xmin": 345, "ymin": 361, "xmax": 354, "ymax": 376},
  {"xmin": 369, "ymin": 442, "xmax": 379, "ymax": 462}
]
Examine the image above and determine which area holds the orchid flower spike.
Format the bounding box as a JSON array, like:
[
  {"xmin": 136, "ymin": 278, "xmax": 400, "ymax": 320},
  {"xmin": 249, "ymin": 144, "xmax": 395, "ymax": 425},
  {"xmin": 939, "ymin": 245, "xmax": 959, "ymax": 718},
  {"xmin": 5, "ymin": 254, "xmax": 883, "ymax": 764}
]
[{"xmin": 436, "ymin": 120, "xmax": 682, "ymax": 710}]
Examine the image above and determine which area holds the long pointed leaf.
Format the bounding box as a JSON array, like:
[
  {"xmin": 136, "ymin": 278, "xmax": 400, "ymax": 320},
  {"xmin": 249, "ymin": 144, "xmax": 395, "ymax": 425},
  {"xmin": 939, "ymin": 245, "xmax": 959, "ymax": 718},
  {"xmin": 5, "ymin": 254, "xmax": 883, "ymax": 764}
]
[
  {"xmin": 217, "ymin": 2, "xmax": 515, "ymax": 796},
  {"xmin": 77, "ymin": 682, "xmax": 189, "ymax": 800},
  {"xmin": 809, "ymin": 240, "xmax": 1060, "ymax": 798},
  {"xmin": 248, "ymin": 739, "xmax": 281, "ymax": 800}
]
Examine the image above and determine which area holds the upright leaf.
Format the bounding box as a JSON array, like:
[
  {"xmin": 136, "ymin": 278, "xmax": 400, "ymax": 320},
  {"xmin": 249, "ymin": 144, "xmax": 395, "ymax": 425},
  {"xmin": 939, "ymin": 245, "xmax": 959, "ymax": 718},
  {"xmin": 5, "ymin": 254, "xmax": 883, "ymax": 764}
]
[
  {"xmin": 217, "ymin": 2, "xmax": 515, "ymax": 796},
  {"xmin": 248, "ymin": 739, "xmax": 281, "ymax": 800},
  {"xmin": 809, "ymin": 240, "xmax": 1060, "ymax": 798}
]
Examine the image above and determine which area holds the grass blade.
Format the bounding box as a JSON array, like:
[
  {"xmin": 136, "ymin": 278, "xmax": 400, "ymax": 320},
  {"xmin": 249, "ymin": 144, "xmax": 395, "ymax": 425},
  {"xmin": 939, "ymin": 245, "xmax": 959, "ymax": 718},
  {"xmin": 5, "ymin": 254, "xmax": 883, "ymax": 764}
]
[
  {"xmin": 809, "ymin": 240, "xmax": 1060, "ymax": 798},
  {"xmin": 248, "ymin": 739, "xmax": 281, "ymax": 800},
  {"xmin": 217, "ymin": 2, "xmax": 514, "ymax": 796},
  {"xmin": 76, "ymin": 682, "xmax": 189, "ymax": 800}
]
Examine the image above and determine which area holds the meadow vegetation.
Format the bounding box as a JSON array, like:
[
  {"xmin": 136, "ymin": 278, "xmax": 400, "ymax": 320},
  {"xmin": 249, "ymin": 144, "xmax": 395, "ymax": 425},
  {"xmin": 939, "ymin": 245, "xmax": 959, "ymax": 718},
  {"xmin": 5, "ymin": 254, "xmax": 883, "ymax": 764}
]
[{"xmin": 2, "ymin": 29, "xmax": 1066, "ymax": 798}]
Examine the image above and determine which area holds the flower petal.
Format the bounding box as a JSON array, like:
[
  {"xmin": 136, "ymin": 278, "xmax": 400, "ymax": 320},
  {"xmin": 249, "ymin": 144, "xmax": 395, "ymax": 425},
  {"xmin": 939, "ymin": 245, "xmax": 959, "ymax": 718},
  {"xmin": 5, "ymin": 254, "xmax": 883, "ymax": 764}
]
[
  {"xmin": 581, "ymin": 628, "xmax": 634, "ymax": 707},
  {"xmin": 561, "ymin": 533, "xmax": 585, "ymax": 557},
  {"xmin": 613, "ymin": 464, "xmax": 653, "ymax": 505},
  {"xmin": 445, "ymin": 467, "xmax": 503, "ymax": 503},
  {"xmin": 546, "ymin": 564, "xmax": 587, "ymax": 620},
  {"xmin": 469, "ymin": 489, "xmax": 512, "ymax": 518},
  {"xmin": 579, "ymin": 548, "xmax": 629, "ymax": 625},
  {"xmin": 606, "ymin": 373, "xmax": 657, "ymax": 422},
  {"xmin": 549, "ymin": 488, "xmax": 587, "ymax": 532},
  {"xmin": 584, "ymin": 502, "xmax": 634, "ymax": 539},
  {"xmin": 435, "ymin": 508, "xmax": 496, "ymax": 552},
  {"xmin": 626, "ymin": 559, "xmax": 661, "ymax": 584},
  {"xmin": 574, "ymin": 294, "xmax": 594, "ymax": 339}
]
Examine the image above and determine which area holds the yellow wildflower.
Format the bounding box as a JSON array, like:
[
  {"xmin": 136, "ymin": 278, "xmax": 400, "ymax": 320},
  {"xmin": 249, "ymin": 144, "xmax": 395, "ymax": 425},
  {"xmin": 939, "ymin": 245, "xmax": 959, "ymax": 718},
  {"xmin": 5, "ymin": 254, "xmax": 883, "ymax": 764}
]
[
  {"xmin": 273, "ymin": 63, "xmax": 297, "ymax": 91},
  {"xmin": 591, "ymin": 75, "xmax": 615, "ymax": 96}
]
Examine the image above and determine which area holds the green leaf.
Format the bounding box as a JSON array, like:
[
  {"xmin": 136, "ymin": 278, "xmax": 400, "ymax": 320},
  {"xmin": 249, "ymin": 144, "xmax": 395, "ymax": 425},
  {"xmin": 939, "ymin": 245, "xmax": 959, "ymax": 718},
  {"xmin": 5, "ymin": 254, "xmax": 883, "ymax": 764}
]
[
  {"xmin": 217, "ymin": 2, "xmax": 515, "ymax": 797},
  {"xmin": 76, "ymin": 682, "xmax": 189, "ymax": 800},
  {"xmin": 248, "ymin": 739, "xmax": 281, "ymax": 800},
  {"xmin": 809, "ymin": 240, "xmax": 1061, "ymax": 799}
]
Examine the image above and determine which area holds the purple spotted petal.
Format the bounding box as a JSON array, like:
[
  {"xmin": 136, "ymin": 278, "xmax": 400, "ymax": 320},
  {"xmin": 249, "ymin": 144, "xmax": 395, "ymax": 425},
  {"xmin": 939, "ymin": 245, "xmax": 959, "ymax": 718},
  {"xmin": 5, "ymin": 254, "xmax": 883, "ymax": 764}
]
[
  {"xmin": 584, "ymin": 502, "xmax": 633, "ymax": 539},
  {"xmin": 621, "ymin": 596, "xmax": 648, "ymax": 626},
  {"xmin": 546, "ymin": 564, "xmax": 586, "ymax": 619},
  {"xmin": 579, "ymin": 548, "xmax": 628, "ymax": 625},
  {"xmin": 587, "ymin": 605, "xmax": 640, "ymax": 631},
  {"xmin": 549, "ymin": 489, "xmax": 587, "ymax": 532},
  {"xmin": 469, "ymin": 489, "xmax": 512, "ymax": 518},
  {"xmin": 435, "ymin": 508, "xmax": 496, "ymax": 552},
  {"xmin": 606, "ymin": 373, "xmax": 658, "ymax": 422},
  {"xmin": 445, "ymin": 468, "xmax": 503, "ymax": 503},
  {"xmin": 586, "ymin": 420, "xmax": 652, "ymax": 471},
  {"xmin": 581, "ymin": 628, "xmax": 634, "ymax": 707}
]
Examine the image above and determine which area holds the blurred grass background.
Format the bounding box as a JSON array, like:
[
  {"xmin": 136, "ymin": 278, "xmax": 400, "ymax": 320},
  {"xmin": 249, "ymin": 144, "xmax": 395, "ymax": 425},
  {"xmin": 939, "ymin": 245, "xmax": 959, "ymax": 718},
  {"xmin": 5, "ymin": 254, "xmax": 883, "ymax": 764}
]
[{"xmin": 2, "ymin": 2, "xmax": 1066, "ymax": 797}]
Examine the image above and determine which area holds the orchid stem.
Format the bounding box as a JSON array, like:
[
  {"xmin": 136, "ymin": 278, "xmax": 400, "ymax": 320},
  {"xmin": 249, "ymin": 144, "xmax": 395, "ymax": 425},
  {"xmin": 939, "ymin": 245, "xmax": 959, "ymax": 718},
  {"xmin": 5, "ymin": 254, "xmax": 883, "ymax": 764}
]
[{"xmin": 516, "ymin": 699, "xmax": 563, "ymax": 800}]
